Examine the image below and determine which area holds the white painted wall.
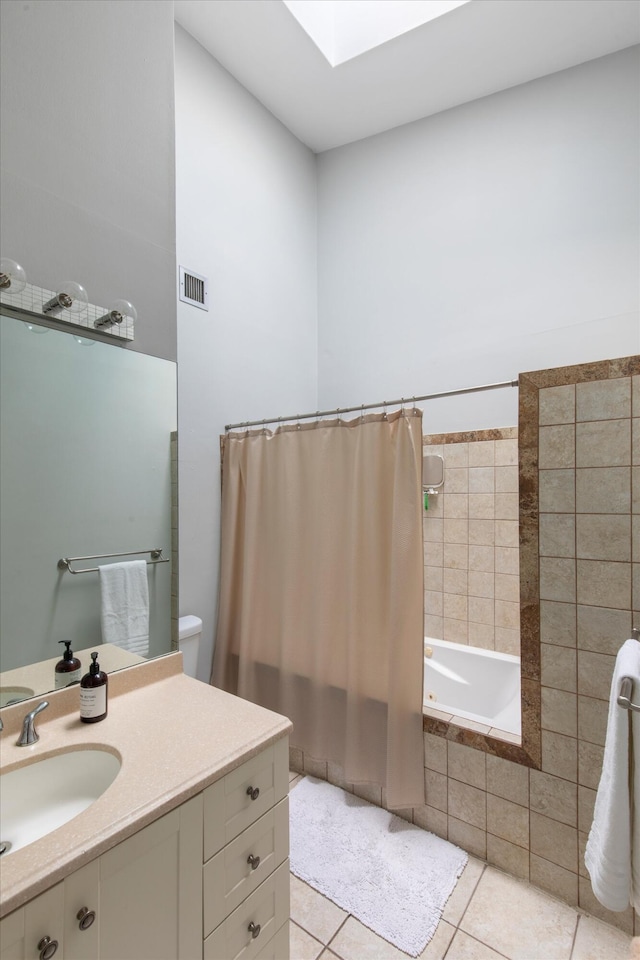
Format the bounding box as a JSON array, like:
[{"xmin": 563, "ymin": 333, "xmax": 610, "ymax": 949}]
[
  {"xmin": 0, "ymin": 0, "xmax": 176, "ymax": 361},
  {"xmin": 317, "ymin": 47, "xmax": 640, "ymax": 433},
  {"xmin": 175, "ymin": 26, "xmax": 318, "ymax": 680}
]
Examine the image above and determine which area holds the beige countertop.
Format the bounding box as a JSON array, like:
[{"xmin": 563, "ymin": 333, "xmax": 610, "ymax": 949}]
[{"xmin": 0, "ymin": 653, "xmax": 292, "ymax": 918}]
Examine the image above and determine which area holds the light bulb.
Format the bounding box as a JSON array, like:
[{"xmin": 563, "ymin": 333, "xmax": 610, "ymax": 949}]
[
  {"xmin": 43, "ymin": 280, "xmax": 89, "ymax": 317},
  {"xmin": 94, "ymin": 298, "xmax": 137, "ymax": 330},
  {"xmin": 0, "ymin": 258, "xmax": 27, "ymax": 295},
  {"xmin": 23, "ymin": 321, "xmax": 49, "ymax": 334},
  {"xmin": 73, "ymin": 335, "xmax": 96, "ymax": 347}
]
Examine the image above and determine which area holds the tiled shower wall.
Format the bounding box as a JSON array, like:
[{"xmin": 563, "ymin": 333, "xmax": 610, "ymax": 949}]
[
  {"xmin": 423, "ymin": 430, "xmax": 521, "ymax": 655},
  {"xmin": 419, "ymin": 361, "xmax": 638, "ymax": 935},
  {"xmin": 292, "ymin": 357, "xmax": 639, "ymax": 936}
]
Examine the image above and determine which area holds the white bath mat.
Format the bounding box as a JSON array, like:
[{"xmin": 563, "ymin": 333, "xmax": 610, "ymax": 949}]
[{"xmin": 289, "ymin": 776, "xmax": 468, "ymax": 957}]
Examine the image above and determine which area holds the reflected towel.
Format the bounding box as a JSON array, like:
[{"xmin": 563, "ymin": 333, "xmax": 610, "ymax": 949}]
[
  {"xmin": 585, "ymin": 638, "xmax": 640, "ymax": 912},
  {"xmin": 99, "ymin": 560, "xmax": 149, "ymax": 657}
]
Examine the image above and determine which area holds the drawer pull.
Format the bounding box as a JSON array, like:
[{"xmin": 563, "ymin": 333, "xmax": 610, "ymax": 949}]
[
  {"xmin": 77, "ymin": 906, "xmax": 96, "ymax": 931},
  {"xmin": 247, "ymin": 853, "xmax": 261, "ymax": 870},
  {"xmin": 246, "ymin": 785, "xmax": 260, "ymax": 801},
  {"xmin": 37, "ymin": 936, "xmax": 59, "ymax": 960},
  {"xmin": 248, "ymin": 921, "xmax": 261, "ymax": 940}
]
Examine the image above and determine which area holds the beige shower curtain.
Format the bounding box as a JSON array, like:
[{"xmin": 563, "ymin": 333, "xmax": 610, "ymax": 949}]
[{"xmin": 211, "ymin": 409, "xmax": 425, "ymax": 809}]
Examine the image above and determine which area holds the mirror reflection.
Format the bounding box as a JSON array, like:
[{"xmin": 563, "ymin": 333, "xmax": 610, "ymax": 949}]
[{"xmin": 0, "ymin": 313, "xmax": 177, "ymax": 706}]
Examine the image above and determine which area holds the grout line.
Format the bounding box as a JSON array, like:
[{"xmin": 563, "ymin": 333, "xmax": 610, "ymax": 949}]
[
  {"xmin": 567, "ymin": 912, "xmax": 581, "ymax": 960},
  {"xmin": 442, "ymin": 925, "xmax": 511, "ymax": 960},
  {"xmin": 324, "ymin": 914, "xmax": 351, "ymax": 956},
  {"xmin": 290, "ymin": 921, "xmax": 325, "ymax": 960},
  {"xmin": 454, "ymin": 861, "xmax": 487, "ymax": 933}
]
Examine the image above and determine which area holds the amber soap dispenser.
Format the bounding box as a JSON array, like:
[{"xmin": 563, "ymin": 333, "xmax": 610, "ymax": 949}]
[
  {"xmin": 80, "ymin": 652, "xmax": 108, "ymax": 723},
  {"xmin": 55, "ymin": 640, "xmax": 82, "ymax": 689}
]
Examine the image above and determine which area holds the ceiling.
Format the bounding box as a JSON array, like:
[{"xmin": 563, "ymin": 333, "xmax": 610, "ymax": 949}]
[{"xmin": 173, "ymin": 0, "xmax": 640, "ymax": 153}]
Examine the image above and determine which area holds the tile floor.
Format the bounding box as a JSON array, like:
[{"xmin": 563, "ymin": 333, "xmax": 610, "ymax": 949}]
[{"xmin": 288, "ymin": 773, "xmax": 634, "ymax": 960}]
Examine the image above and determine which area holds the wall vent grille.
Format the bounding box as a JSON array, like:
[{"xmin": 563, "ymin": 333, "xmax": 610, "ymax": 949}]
[{"xmin": 179, "ymin": 266, "xmax": 208, "ymax": 311}]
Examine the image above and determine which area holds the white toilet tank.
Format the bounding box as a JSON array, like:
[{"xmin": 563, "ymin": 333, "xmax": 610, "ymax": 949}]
[{"xmin": 178, "ymin": 615, "xmax": 202, "ymax": 679}]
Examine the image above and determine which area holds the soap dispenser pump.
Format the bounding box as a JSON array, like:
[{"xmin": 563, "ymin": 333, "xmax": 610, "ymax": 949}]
[
  {"xmin": 80, "ymin": 652, "xmax": 108, "ymax": 723},
  {"xmin": 55, "ymin": 640, "xmax": 82, "ymax": 689}
]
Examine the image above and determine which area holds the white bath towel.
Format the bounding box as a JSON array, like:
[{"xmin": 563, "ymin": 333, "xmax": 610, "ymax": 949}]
[
  {"xmin": 585, "ymin": 637, "xmax": 640, "ymax": 913},
  {"xmin": 99, "ymin": 560, "xmax": 149, "ymax": 657}
]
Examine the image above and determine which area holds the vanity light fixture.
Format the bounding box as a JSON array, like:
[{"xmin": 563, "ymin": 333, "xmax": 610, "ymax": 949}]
[
  {"xmin": 43, "ymin": 280, "xmax": 89, "ymax": 318},
  {"xmin": 94, "ymin": 299, "xmax": 137, "ymax": 330},
  {"xmin": 0, "ymin": 258, "xmax": 27, "ymax": 295}
]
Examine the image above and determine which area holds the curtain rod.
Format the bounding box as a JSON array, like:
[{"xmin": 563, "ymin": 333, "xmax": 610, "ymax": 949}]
[{"xmin": 225, "ymin": 378, "xmax": 519, "ymax": 431}]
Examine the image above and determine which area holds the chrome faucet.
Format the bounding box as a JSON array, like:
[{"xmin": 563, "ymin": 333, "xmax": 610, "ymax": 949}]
[{"xmin": 16, "ymin": 701, "xmax": 49, "ymax": 746}]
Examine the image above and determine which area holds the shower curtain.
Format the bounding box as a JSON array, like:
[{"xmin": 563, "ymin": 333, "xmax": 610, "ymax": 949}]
[{"xmin": 211, "ymin": 409, "xmax": 425, "ymax": 809}]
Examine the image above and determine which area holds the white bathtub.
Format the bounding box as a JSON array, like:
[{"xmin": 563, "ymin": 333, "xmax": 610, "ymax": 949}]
[{"xmin": 423, "ymin": 637, "xmax": 521, "ymax": 737}]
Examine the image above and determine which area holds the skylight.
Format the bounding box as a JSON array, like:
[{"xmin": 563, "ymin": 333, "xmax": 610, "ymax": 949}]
[{"xmin": 282, "ymin": 0, "xmax": 471, "ymax": 67}]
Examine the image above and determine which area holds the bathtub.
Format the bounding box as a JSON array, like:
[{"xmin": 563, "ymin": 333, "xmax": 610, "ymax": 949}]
[{"xmin": 423, "ymin": 637, "xmax": 521, "ymax": 737}]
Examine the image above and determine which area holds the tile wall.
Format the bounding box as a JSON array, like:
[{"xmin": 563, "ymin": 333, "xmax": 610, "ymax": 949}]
[
  {"xmin": 292, "ymin": 356, "xmax": 639, "ymax": 936},
  {"xmin": 423, "ymin": 429, "xmax": 520, "ymax": 655}
]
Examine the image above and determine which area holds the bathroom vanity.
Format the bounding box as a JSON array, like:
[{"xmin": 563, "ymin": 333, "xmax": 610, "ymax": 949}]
[{"xmin": 0, "ymin": 655, "xmax": 292, "ymax": 960}]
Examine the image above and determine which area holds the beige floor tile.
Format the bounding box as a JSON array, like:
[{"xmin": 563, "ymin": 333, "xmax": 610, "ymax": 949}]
[
  {"xmin": 571, "ymin": 915, "xmax": 633, "ymax": 960},
  {"xmin": 318, "ymin": 953, "xmax": 341, "ymax": 960},
  {"xmin": 445, "ymin": 929, "xmax": 507, "ymax": 959},
  {"xmin": 290, "ymin": 875, "xmax": 348, "ymax": 945},
  {"xmin": 290, "ymin": 774, "xmax": 304, "ymax": 790},
  {"xmin": 328, "ymin": 916, "xmax": 412, "ymax": 960},
  {"xmin": 417, "ymin": 920, "xmax": 457, "ymax": 960},
  {"xmin": 328, "ymin": 915, "xmax": 455, "ymax": 960},
  {"xmin": 460, "ymin": 866, "xmax": 578, "ymax": 960},
  {"xmin": 290, "ymin": 921, "xmax": 325, "ymax": 960},
  {"xmin": 442, "ymin": 857, "xmax": 485, "ymax": 926}
]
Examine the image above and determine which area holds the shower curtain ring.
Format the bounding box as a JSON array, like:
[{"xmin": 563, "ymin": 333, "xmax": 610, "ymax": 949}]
[{"xmin": 382, "ymin": 401, "xmax": 388, "ymax": 421}]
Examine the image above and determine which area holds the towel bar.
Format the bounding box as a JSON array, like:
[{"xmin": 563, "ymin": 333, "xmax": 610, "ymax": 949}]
[{"xmin": 58, "ymin": 549, "xmax": 168, "ymax": 575}]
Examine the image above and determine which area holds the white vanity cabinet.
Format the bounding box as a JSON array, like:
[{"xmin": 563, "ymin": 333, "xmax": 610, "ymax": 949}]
[
  {"xmin": 0, "ymin": 882, "xmax": 64, "ymax": 960},
  {"xmin": 0, "ymin": 736, "xmax": 290, "ymax": 960},
  {"xmin": 0, "ymin": 796, "xmax": 202, "ymax": 960},
  {"xmin": 202, "ymin": 737, "xmax": 290, "ymax": 960}
]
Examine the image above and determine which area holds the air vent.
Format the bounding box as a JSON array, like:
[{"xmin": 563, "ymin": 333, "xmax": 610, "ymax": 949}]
[{"xmin": 179, "ymin": 266, "xmax": 208, "ymax": 311}]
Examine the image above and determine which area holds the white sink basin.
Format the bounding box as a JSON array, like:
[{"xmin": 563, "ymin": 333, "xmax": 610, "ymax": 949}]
[
  {"xmin": 0, "ymin": 686, "xmax": 34, "ymax": 708},
  {"xmin": 0, "ymin": 749, "xmax": 121, "ymax": 856}
]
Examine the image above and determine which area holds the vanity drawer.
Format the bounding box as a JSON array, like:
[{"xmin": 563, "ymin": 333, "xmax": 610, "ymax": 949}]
[
  {"xmin": 255, "ymin": 919, "xmax": 289, "ymax": 960},
  {"xmin": 204, "ymin": 797, "xmax": 289, "ymax": 937},
  {"xmin": 203, "ymin": 859, "xmax": 289, "ymax": 960},
  {"xmin": 204, "ymin": 737, "xmax": 288, "ymax": 860}
]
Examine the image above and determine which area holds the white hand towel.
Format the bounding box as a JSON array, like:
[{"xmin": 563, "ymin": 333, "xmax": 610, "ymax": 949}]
[
  {"xmin": 99, "ymin": 560, "xmax": 149, "ymax": 657},
  {"xmin": 585, "ymin": 637, "xmax": 640, "ymax": 912}
]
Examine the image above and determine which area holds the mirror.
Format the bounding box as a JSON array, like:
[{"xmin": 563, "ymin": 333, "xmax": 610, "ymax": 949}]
[{"xmin": 0, "ymin": 312, "xmax": 177, "ymax": 707}]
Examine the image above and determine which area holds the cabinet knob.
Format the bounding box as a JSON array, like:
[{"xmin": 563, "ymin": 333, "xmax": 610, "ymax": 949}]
[
  {"xmin": 77, "ymin": 906, "xmax": 96, "ymax": 930},
  {"xmin": 37, "ymin": 936, "xmax": 59, "ymax": 960},
  {"xmin": 246, "ymin": 785, "xmax": 260, "ymax": 801},
  {"xmin": 248, "ymin": 921, "xmax": 261, "ymax": 940},
  {"xmin": 247, "ymin": 854, "xmax": 261, "ymax": 870}
]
